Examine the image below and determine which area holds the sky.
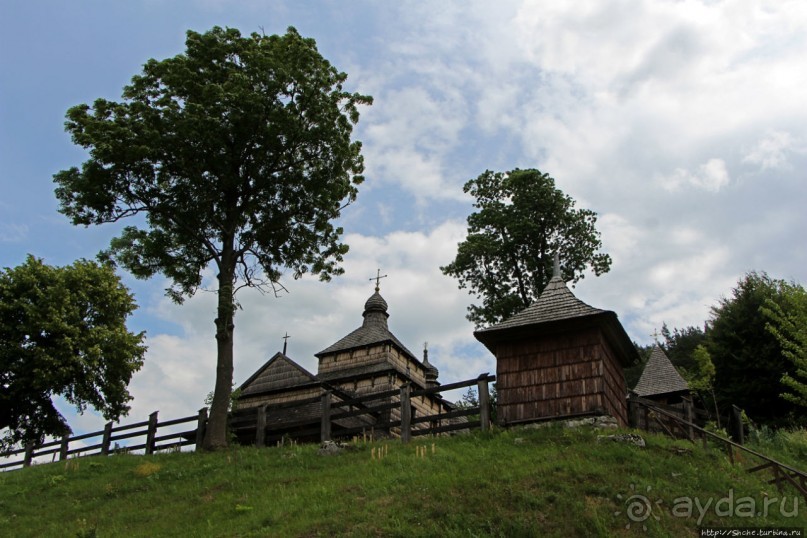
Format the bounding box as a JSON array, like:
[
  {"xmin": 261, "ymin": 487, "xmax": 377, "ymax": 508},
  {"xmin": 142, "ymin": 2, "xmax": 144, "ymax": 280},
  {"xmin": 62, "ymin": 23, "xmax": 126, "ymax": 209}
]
[{"xmin": 2, "ymin": 0, "xmax": 806, "ymax": 437}]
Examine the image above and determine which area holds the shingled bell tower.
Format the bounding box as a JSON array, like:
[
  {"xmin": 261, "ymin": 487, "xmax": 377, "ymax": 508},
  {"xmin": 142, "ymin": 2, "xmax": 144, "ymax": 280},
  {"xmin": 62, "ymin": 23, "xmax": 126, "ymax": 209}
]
[{"xmin": 474, "ymin": 255, "xmax": 639, "ymax": 427}]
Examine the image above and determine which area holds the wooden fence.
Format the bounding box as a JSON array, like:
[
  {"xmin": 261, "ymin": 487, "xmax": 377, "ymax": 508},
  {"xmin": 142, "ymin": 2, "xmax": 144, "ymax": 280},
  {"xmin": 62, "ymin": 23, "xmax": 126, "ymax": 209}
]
[
  {"xmin": 0, "ymin": 409, "xmax": 208, "ymax": 471},
  {"xmin": 629, "ymin": 396, "xmax": 807, "ymax": 503},
  {"xmin": 232, "ymin": 373, "xmax": 496, "ymax": 447},
  {"xmin": 1, "ymin": 373, "xmax": 496, "ymax": 471}
]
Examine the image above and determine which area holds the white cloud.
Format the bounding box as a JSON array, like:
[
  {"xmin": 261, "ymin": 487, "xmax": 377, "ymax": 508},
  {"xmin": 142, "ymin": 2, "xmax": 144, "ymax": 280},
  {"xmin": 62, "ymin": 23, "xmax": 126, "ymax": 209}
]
[
  {"xmin": 743, "ymin": 131, "xmax": 803, "ymax": 170},
  {"xmin": 660, "ymin": 159, "xmax": 731, "ymax": 193}
]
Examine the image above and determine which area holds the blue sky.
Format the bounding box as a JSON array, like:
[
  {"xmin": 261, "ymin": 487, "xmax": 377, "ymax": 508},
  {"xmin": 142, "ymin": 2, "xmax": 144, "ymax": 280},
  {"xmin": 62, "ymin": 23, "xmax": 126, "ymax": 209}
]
[{"xmin": 2, "ymin": 1, "xmax": 807, "ymax": 435}]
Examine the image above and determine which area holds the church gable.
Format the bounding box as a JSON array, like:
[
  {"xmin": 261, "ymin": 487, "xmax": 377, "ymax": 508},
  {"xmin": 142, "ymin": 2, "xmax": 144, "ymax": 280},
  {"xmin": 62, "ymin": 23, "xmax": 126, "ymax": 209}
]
[{"xmin": 239, "ymin": 352, "xmax": 318, "ymax": 397}]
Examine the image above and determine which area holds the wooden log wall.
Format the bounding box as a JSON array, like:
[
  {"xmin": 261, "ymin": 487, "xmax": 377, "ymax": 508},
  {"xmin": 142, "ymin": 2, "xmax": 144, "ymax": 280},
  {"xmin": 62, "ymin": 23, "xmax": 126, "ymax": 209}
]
[
  {"xmin": 496, "ymin": 327, "xmax": 628, "ymax": 426},
  {"xmin": 318, "ymin": 343, "xmax": 428, "ymax": 388}
]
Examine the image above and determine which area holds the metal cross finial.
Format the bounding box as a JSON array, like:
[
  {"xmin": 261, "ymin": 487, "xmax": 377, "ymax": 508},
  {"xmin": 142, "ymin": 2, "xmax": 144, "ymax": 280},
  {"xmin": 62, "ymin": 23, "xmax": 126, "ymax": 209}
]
[
  {"xmin": 651, "ymin": 329, "xmax": 661, "ymax": 344},
  {"xmin": 553, "ymin": 251, "xmax": 561, "ymax": 279},
  {"xmin": 282, "ymin": 332, "xmax": 291, "ymax": 355},
  {"xmin": 370, "ymin": 268, "xmax": 388, "ymax": 292}
]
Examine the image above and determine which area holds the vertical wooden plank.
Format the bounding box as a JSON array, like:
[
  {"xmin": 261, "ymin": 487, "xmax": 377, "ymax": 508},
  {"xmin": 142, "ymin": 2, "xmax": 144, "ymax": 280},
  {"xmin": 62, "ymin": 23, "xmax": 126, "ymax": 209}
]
[
  {"xmin": 684, "ymin": 398, "xmax": 694, "ymax": 441},
  {"xmin": 732, "ymin": 405, "xmax": 744, "ymax": 445},
  {"xmin": 59, "ymin": 434, "xmax": 70, "ymax": 461},
  {"xmin": 23, "ymin": 442, "xmax": 34, "ymax": 468},
  {"xmin": 400, "ymin": 384, "xmax": 411, "ymax": 444},
  {"xmin": 101, "ymin": 421, "xmax": 113, "ymax": 456},
  {"xmin": 145, "ymin": 411, "xmax": 158, "ymax": 455},
  {"xmin": 627, "ymin": 396, "xmax": 637, "ymax": 428},
  {"xmin": 321, "ymin": 391, "xmax": 332, "ymax": 442},
  {"xmin": 772, "ymin": 464, "xmax": 782, "ymax": 493},
  {"xmin": 478, "ymin": 377, "xmax": 491, "ymax": 432},
  {"xmin": 195, "ymin": 407, "xmax": 208, "ymax": 451},
  {"xmin": 255, "ymin": 404, "xmax": 268, "ymax": 447}
]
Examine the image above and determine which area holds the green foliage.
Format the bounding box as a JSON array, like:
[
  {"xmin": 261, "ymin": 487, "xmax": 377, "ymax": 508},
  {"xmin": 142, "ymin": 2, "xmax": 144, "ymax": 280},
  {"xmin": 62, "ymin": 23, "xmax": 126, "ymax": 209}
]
[
  {"xmin": 0, "ymin": 256, "xmax": 145, "ymax": 452},
  {"xmin": 688, "ymin": 344, "xmax": 715, "ymax": 393},
  {"xmin": 687, "ymin": 344, "xmax": 721, "ymax": 426},
  {"xmin": 707, "ymin": 271, "xmax": 798, "ymax": 427},
  {"xmin": 762, "ymin": 281, "xmax": 807, "ymax": 409},
  {"xmin": 441, "ymin": 168, "xmax": 611, "ymax": 327},
  {"xmin": 52, "ymin": 26, "xmax": 371, "ymax": 449},
  {"xmin": 660, "ymin": 323, "xmax": 707, "ymax": 374}
]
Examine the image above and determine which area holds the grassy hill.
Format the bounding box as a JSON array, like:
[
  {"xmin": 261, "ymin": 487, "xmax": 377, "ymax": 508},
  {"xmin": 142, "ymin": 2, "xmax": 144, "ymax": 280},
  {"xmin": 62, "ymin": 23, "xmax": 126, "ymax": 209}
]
[{"xmin": 1, "ymin": 424, "xmax": 805, "ymax": 537}]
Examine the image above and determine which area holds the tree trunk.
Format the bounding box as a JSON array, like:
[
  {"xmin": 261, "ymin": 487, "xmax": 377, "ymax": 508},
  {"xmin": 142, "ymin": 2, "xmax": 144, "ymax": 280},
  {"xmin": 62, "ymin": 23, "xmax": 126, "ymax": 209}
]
[{"xmin": 203, "ymin": 250, "xmax": 236, "ymax": 450}]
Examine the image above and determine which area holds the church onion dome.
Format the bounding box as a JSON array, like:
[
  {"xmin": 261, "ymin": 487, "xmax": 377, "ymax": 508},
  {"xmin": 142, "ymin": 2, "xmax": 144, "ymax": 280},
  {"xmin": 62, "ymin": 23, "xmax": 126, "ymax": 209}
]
[
  {"xmin": 363, "ymin": 291, "xmax": 389, "ymax": 317},
  {"xmin": 423, "ymin": 347, "xmax": 439, "ymax": 388}
]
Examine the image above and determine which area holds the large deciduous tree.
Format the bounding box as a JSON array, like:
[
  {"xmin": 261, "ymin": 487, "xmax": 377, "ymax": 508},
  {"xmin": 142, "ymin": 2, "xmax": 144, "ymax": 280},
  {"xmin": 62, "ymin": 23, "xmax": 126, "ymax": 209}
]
[
  {"xmin": 0, "ymin": 256, "xmax": 145, "ymax": 452},
  {"xmin": 53, "ymin": 26, "xmax": 372, "ymax": 449},
  {"xmin": 441, "ymin": 168, "xmax": 612, "ymax": 327}
]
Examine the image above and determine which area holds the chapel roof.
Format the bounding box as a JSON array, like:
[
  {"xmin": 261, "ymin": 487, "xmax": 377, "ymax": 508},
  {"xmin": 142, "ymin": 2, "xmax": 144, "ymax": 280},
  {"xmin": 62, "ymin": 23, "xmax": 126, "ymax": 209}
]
[
  {"xmin": 238, "ymin": 352, "xmax": 318, "ymax": 396},
  {"xmin": 315, "ymin": 289, "xmax": 418, "ymax": 361},
  {"xmin": 633, "ymin": 344, "xmax": 691, "ymax": 397},
  {"xmin": 473, "ymin": 258, "xmax": 639, "ymax": 367}
]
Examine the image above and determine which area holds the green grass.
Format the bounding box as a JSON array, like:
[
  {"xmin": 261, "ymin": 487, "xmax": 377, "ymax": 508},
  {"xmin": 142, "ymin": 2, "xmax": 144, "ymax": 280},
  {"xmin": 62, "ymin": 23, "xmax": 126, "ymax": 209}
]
[{"xmin": 1, "ymin": 426, "xmax": 805, "ymax": 537}]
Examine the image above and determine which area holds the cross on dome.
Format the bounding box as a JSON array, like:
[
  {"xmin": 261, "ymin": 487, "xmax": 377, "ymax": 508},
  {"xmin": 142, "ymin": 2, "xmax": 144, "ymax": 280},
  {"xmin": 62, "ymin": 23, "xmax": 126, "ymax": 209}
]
[{"xmin": 369, "ymin": 268, "xmax": 388, "ymax": 292}]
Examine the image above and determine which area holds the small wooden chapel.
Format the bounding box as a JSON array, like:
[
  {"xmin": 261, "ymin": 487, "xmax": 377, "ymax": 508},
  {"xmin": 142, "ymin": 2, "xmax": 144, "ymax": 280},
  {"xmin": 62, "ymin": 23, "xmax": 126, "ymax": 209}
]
[{"xmin": 474, "ymin": 256, "xmax": 639, "ymax": 427}]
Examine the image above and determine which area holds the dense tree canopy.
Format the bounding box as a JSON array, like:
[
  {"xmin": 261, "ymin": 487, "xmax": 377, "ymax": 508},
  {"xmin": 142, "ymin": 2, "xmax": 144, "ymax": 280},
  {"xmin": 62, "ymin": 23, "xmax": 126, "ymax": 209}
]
[
  {"xmin": 762, "ymin": 281, "xmax": 807, "ymax": 409},
  {"xmin": 0, "ymin": 256, "xmax": 145, "ymax": 452},
  {"xmin": 441, "ymin": 168, "xmax": 612, "ymax": 327},
  {"xmin": 707, "ymin": 272, "xmax": 798, "ymax": 426},
  {"xmin": 53, "ymin": 26, "xmax": 371, "ymax": 449},
  {"xmin": 660, "ymin": 323, "xmax": 707, "ymax": 375}
]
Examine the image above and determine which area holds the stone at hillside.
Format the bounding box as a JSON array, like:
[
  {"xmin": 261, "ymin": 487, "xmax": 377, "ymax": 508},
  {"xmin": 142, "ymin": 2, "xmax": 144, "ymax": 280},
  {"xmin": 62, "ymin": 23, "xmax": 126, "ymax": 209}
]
[
  {"xmin": 564, "ymin": 416, "xmax": 618, "ymax": 429},
  {"xmin": 596, "ymin": 433, "xmax": 646, "ymax": 447},
  {"xmin": 318, "ymin": 440, "xmax": 346, "ymax": 456}
]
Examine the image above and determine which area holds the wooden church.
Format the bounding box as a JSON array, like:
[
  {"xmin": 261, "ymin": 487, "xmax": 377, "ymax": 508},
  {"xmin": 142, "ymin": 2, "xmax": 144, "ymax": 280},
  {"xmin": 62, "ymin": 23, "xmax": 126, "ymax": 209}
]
[
  {"xmin": 234, "ymin": 282, "xmax": 457, "ymax": 443},
  {"xmin": 475, "ymin": 257, "xmax": 639, "ymax": 427}
]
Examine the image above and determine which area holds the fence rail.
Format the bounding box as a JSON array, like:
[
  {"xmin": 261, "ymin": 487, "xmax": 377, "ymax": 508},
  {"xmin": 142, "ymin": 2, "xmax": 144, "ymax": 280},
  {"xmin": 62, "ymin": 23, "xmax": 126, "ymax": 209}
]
[
  {"xmin": 2, "ymin": 373, "xmax": 496, "ymax": 471},
  {"xmin": 0, "ymin": 408, "xmax": 208, "ymax": 471},
  {"xmin": 629, "ymin": 396, "xmax": 807, "ymax": 503}
]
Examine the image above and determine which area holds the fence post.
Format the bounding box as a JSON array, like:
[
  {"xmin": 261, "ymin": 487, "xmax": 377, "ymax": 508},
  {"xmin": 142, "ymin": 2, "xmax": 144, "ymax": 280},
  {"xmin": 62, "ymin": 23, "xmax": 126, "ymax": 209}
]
[
  {"xmin": 101, "ymin": 421, "xmax": 114, "ymax": 456},
  {"xmin": 195, "ymin": 407, "xmax": 208, "ymax": 451},
  {"xmin": 478, "ymin": 375, "xmax": 491, "ymax": 432},
  {"xmin": 684, "ymin": 397, "xmax": 694, "ymax": 441},
  {"xmin": 59, "ymin": 434, "xmax": 70, "ymax": 461},
  {"xmin": 145, "ymin": 411, "xmax": 158, "ymax": 455},
  {"xmin": 255, "ymin": 404, "xmax": 268, "ymax": 447},
  {"xmin": 321, "ymin": 391, "xmax": 332, "ymax": 442},
  {"xmin": 400, "ymin": 384, "xmax": 411, "ymax": 444},
  {"xmin": 731, "ymin": 405, "xmax": 744, "ymax": 445},
  {"xmin": 628, "ymin": 395, "xmax": 638, "ymax": 428},
  {"xmin": 23, "ymin": 442, "xmax": 34, "ymax": 468}
]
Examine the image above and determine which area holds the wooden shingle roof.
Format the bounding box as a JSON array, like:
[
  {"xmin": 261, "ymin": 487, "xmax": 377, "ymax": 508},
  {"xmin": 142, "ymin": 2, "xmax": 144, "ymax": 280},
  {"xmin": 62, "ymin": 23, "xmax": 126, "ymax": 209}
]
[
  {"xmin": 315, "ymin": 291, "xmax": 418, "ymax": 361},
  {"xmin": 633, "ymin": 345, "xmax": 690, "ymax": 397},
  {"xmin": 476, "ymin": 276, "xmax": 604, "ymax": 333},
  {"xmin": 239, "ymin": 352, "xmax": 318, "ymax": 396},
  {"xmin": 474, "ymin": 273, "xmax": 639, "ymax": 367}
]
